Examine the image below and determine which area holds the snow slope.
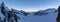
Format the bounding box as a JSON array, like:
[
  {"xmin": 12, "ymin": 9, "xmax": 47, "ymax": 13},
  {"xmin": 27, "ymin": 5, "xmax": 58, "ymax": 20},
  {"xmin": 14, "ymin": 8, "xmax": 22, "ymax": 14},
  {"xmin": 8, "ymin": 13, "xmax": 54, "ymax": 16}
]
[
  {"xmin": 0, "ymin": 6, "xmax": 58, "ymax": 22},
  {"xmin": 14, "ymin": 8, "xmax": 58, "ymax": 22},
  {"xmin": 0, "ymin": 2, "xmax": 58, "ymax": 22},
  {"xmin": 0, "ymin": 3, "xmax": 58, "ymax": 22}
]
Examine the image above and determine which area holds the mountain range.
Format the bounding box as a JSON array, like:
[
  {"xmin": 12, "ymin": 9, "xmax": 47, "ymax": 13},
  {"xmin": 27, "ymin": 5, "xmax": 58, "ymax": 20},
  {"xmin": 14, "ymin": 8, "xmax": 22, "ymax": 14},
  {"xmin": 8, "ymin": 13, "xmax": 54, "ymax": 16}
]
[{"xmin": 0, "ymin": 2, "xmax": 58, "ymax": 22}]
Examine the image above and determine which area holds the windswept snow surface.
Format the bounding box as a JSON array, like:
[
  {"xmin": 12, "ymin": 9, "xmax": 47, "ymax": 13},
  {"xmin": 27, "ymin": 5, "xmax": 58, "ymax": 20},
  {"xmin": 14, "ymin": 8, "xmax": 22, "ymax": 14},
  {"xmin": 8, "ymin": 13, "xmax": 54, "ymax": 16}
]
[
  {"xmin": 16, "ymin": 9, "xmax": 58, "ymax": 22},
  {"xmin": 0, "ymin": 7, "xmax": 58, "ymax": 22}
]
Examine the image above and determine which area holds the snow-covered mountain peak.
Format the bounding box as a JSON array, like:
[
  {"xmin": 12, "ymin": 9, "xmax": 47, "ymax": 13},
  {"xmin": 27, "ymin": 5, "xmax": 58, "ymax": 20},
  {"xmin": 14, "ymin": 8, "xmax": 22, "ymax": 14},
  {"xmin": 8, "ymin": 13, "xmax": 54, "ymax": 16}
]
[{"xmin": 8, "ymin": 6, "xmax": 13, "ymax": 11}]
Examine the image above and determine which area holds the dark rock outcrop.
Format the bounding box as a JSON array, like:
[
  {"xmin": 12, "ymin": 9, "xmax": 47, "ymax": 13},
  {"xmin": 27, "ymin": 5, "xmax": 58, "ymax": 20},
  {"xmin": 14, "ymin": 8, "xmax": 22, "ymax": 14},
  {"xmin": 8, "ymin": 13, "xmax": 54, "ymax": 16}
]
[{"xmin": 56, "ymin": 6, "xmax": 60, "ymax": 22}]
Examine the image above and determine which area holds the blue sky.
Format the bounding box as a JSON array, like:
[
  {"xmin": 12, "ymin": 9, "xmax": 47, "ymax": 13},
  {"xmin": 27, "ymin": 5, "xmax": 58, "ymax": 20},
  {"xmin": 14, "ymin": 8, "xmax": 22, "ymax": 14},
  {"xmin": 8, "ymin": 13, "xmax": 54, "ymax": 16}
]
[{"xmin": 0, "ymin": 0, "xmax": 60, "ymax": 11}]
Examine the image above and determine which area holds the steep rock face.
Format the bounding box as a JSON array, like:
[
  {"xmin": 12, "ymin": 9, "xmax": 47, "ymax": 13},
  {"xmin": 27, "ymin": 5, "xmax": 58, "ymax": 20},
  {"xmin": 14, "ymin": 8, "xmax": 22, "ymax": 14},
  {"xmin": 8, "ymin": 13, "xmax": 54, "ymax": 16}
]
[
  {"xmin": 56, "ymin": 6, "xmax": 60, "ymax": 22},
  {"xmin": 0, "ymin": 2, "xmax": 7, "ymax": 22},
  {"xmin": 0, "ymin": 2, "xmax": 20, "ymax": 22}
]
